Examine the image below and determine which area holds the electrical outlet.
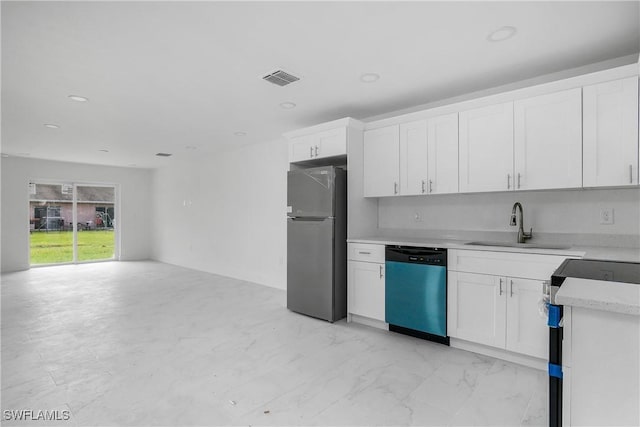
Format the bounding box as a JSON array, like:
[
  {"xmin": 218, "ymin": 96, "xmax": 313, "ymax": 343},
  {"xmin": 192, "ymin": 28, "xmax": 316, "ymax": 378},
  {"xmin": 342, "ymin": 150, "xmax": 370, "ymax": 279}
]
[
  {"xmin": 414, "ymin": 212, "xmax": 421, "ymax": 222},
  {"xmin": 600, "ymin": 208, "xmax": 614, "ymax": 225}
]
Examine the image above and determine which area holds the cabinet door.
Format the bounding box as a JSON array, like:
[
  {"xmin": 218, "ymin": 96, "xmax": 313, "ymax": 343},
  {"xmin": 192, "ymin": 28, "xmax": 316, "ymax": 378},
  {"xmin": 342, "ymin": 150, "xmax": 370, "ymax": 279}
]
[
  {"xmin": 316, "ymin": 127, "xmax": 347, "ymax": 159},
  {"xmin": 399, "ymin": 120, "xmax": 429, "ymax": 195},
  {"xmin": 459, "ymin": 102, "xmax": 514, "ymax": 193},
  {"xmin": 289, "ymin": 135, "xmax": 314, "ymax": 162},
  {"xmin": 448, "ymin": 271, "xmax": 506, "ymax": 348},
  {"xmin": 505, "ymin": 277, "xmax": 548, "ymax": 359},
  {"xmin": 514, "ymin": 88, "xmax": 582, "ymax": 190},
  {"xmin": 347, "ymin": 261, "xmax": 385, "ymax": 321},
  {"xmin": 583, "ymin": 77, "xmax": 639, "ymax": 187},
  {"xmin": 364, "ymin": 125, "xmax": 400, "ymax": 197},
  {"xmin": 428, "ymin": 112, "xmax": 459, "ymax": 194}
]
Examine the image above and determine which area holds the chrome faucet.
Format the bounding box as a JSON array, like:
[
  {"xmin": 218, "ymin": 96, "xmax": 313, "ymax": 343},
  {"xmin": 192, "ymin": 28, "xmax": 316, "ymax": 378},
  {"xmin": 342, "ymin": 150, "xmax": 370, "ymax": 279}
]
[{"xmin": 510, "ymin": 202, "xmax": 533, "ymax": 243}]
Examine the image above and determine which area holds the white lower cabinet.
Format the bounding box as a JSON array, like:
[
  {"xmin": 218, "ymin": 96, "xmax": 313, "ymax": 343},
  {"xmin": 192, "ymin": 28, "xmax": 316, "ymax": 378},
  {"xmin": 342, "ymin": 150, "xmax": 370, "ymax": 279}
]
[
  {"xmin": 562, "ymin": 306, "xmax": 640, "ymax": 426},
  {"xmin": 448, "ymin": 249, "xmax": 571, "ymax": 359},
  {"xmin": 447, "ymin": 271, "xmax": 506, "ymax": 348},
  {"xmin": 348, "ymin": 260, "xmax": 385, "ymax": 321},
  {"xmin": 505, "ymin": 277, "xmax": 549, "ymax": 358},
  {"xmin": 347, "ymin": 243, "xmax": 386, "ymax": 324}
]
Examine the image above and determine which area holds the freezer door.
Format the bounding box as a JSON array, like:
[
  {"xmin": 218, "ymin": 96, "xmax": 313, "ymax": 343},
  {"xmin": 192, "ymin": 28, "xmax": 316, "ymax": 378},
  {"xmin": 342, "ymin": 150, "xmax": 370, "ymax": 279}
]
[
  {"xmin": 287, "ymin": 167, "xmax": 334, "ymax": 218},
  {"xmin": 287, "ymin": 217, "xmax": 334, "ymax": 321}
]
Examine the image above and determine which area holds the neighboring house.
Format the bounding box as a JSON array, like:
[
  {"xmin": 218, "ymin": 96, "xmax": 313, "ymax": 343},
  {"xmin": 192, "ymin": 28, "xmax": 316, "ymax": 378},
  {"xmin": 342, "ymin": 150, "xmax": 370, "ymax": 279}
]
[{"xmin": 29, "ymin": 184, "xmax": 115, "ymax": 231}]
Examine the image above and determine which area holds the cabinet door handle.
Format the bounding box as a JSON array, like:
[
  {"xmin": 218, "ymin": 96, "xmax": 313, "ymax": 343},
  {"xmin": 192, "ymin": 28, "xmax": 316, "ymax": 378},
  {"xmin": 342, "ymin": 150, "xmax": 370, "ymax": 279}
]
[
  {"xmin": 517, "ymin": 173, "xmax": 521, "ymax": 189},
  {"xmin": 309, "ymin": 146, "xmax": 313, "ymax": 158},
  {"xmin": 358, "ymin": 251, "xmax": 371, "ymax": 255},
  {"xmin": 510, "ymin": 279, "xmax": 514, "ymax": 297},
  {"xmin": 315, "ymin": 145, "xmax": 319, "ymax": 157},
  {"xmin": 421, "ymin": 180, "xmax": 426, "ymax": 194},
  {"xmin": 507, "ymin": 174, "xmax": 511, "ymax": 190},
  {"xmin": 499, "ymin": 278, "xmax": 503, "ymax": 295},
  {"xmin": 630, "ymin": 165, "xmax": 634, "ymax": 184},
  {"xmin": 429, "ymin": 179, "xmax": 433, "ymax": 193},
  {"xmin": 394, "ymin": 182, "xmax": 398, "ymax": 194},
  {"xmin": 379, "ymin": 265, "xmax": 384, "ymax": 279}
]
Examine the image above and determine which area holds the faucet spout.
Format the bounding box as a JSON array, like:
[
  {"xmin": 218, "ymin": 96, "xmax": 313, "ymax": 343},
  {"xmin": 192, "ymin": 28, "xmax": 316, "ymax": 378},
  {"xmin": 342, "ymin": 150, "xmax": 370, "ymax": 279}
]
[{"xmin": 510, "ymin": 202, "xmax": 533, "ymax": 243}]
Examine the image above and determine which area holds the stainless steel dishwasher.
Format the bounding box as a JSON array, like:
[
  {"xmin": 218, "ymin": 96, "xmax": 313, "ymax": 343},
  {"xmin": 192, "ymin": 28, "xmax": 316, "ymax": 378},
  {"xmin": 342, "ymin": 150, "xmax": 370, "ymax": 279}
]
[{"xmin": 385, "ymin": 246, "xmax": 449, "ymax": 345}]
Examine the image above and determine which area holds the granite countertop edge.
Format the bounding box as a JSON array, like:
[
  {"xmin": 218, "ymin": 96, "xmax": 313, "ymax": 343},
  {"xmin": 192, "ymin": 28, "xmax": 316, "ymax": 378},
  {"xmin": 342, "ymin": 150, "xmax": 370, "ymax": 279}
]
[
  {"xmin": 555, "ymin": 277, "xmax": 640, "ymax": 316},
  {"xmin": 347, "ymin": 236, "xmax": 640, "ymax": 262}
]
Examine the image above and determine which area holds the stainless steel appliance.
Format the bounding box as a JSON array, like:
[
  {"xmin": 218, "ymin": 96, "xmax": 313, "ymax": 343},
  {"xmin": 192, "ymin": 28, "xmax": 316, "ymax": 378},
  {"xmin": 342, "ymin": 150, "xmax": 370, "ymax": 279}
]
[
  {"xmin": 548, "ymin": 258, "xmax": 640, "ymax": 427},
  {"xmin": 385, "ymin": 246, "xmax": 449, "ymax": 345},
  {"xmin": 286, "ymin": 166, "xmax": 347, "ymax": 322}
]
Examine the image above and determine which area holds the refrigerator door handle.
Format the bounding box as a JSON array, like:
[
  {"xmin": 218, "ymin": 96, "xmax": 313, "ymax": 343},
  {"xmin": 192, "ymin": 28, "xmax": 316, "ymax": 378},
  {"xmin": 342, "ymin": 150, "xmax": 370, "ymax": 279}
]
[{"xmin": 287, "ymin": 216, "xmax": 333, "ymax": 221}]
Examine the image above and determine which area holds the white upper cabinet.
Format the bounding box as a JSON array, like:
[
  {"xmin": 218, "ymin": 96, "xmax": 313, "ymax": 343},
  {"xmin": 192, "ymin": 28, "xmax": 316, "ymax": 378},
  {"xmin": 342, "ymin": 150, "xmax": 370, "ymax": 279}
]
[
  {"xmin": 427, "ymin": 113, "xmax": 459, "ymax": 194},
  {"xmin": 364, "ymin": 125, "xmax": 400, "ymax": 197},
  {"xmin": 289, "ymin": 135, "xmax": 316, "ymax": 162},
  {"xmin": 514, "ymin": 88, "xmax": 582, "ymax": 190},
  {"xmin": 583, "ymin": 77, "xmax": 639, "ymax": 187},
  {"xmin": 399, "ymin": 120, "xmax": 429, "ymax": 195},
  {"xmin": 459, "ymin": 102, "xmax": 514, "ymax": 193},
  {"xmin": 316, "ymin": 127, "xmax": 348, "ymax": 158},
  {"xmin": 289, "ymin": 127, "xmax": 347, "ymax": 162}
]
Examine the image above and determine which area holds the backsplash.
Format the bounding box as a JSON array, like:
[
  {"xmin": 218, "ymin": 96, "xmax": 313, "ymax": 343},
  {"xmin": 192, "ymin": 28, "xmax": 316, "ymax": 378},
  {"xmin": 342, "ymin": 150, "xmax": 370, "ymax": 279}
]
[{"xmin": 377, "ymin": 188, "xmax": 640, "ymax": 248}]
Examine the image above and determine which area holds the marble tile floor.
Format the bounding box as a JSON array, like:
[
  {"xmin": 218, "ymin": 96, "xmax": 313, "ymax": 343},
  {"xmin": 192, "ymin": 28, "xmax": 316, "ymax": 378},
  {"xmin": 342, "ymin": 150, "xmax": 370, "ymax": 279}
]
[{"xmin": 1, "ymin": 261, "xmax": 547, "ymax": 426}]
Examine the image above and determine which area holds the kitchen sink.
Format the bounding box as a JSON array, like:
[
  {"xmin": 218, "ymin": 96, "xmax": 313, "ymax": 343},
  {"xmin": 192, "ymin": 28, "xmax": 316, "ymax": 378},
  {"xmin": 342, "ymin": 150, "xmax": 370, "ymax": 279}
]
[{"xmin": 464, "ymin": 241, "xmax": 572, "ymax": 250}]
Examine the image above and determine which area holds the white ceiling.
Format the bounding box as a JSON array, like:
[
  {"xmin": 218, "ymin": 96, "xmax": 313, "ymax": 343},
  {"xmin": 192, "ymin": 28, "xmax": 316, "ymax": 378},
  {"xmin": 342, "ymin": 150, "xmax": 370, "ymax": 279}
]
[{"xmin": 2, "ymin": 1, "xmax": 639, "ymax": 168}]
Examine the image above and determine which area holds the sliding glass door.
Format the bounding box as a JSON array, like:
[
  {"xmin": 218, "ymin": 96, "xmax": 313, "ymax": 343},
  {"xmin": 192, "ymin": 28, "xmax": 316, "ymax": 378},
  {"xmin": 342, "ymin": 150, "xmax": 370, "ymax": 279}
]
[
  {"xmin": 29, "ymin": 182, "xmax": 116, "ymax": 266},
  {"xmin": 76, "ymin": 185, "xmax": 116, "ymax": 261}
]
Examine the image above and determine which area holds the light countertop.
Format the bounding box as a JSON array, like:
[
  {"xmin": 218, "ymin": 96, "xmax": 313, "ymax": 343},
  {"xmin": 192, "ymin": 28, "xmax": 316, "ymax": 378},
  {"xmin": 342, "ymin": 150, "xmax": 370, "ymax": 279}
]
[
  {"xmin": 555, "ymin": 277, "xmax": 640, "ymax": 316},
  {"xmin": 347, "ymin": 236, "xmax": 639, "ymax": 262}
]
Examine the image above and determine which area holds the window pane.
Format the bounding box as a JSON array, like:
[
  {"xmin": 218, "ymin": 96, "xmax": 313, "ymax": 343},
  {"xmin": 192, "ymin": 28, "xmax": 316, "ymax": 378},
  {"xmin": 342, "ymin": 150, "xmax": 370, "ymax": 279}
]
[
  {"xmin": 29, "ymin": 183, "xmax": 73, "ymax": 264},
  {"xmin": 77, "ymin": 186, "xmax": 115, "ymax": 261}
]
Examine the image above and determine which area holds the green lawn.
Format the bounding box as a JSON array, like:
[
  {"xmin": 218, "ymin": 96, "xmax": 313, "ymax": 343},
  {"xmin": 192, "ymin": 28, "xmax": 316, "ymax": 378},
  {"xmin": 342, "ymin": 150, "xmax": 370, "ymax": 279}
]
[{"xmin": 30, "ymin": 230, "xmax": 115, "ymax": 264}]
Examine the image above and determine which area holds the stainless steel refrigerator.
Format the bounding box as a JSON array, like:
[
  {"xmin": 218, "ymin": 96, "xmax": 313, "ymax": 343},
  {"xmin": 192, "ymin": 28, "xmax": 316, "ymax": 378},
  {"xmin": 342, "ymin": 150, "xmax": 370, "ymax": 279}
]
[{"xmin": 287, "ymin": 166, "xmax": 347, "ymax": 322}]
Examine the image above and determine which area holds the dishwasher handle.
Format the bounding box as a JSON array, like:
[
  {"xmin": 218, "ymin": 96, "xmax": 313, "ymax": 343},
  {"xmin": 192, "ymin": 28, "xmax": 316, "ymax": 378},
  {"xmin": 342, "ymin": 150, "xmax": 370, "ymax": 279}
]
[{"xmin": 385, "ymin": 246, "xmax": 447, "ymax": 266}]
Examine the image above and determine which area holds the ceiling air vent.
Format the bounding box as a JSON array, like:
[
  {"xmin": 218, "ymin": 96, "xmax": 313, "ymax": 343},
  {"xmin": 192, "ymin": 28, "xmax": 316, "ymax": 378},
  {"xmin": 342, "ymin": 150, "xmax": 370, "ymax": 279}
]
[
  {"xmin": 155, "ymin": 152, "xmax": 172, "ymax": 157},
  {"xmin": 262, "ymin": 70, "xmax": 300, "ymax": 87}
]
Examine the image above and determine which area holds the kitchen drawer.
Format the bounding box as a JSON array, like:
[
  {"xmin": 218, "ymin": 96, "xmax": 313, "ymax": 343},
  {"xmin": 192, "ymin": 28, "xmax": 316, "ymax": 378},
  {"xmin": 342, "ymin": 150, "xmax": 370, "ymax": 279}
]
[
  {"xmin": 348, "ymin": 243, "xmax": 385, "ymax": 263},
  {"xmin": 448, "ymin": 249, "xmax": 571, "ymax": 280}
]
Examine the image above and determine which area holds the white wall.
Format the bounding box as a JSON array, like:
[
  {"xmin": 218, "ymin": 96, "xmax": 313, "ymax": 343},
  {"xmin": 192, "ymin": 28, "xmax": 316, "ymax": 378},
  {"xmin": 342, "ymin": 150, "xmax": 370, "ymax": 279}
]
[
  {"xmin": 150, "ymin": 138, "xmax": 288, "ymax": 289},
  {"xmin": 378, "ymin": 188, "xmax": 640, "ymax": 246},
  {"xmin": 0, "ymin": 157, "xmax": 153, "ymax": 272}
]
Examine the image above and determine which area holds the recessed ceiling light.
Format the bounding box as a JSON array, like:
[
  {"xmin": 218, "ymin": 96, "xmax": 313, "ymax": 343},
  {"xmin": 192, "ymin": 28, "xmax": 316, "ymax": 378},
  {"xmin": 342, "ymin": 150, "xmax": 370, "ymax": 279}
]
[
  {"xmin": 360, "ymin": 73, "xmax": 380, "ymax": 83},
  {"xmin": 44, "ymin": 123, "xmax": 60, "ymax": 129},
  {"xmin": 68, "ymin": 95, "xmax": 89, "ymax": 102},
  {"xmin": 487, "ymin": 26, "xmax": 517, "ymax": 42},
  {"xmin": 234, "ymin": 131, "xmax": 247, "ymax": 137},
  {"xmin": 279, "ymin": 102, "xmax": 296, "ymax": 109}
]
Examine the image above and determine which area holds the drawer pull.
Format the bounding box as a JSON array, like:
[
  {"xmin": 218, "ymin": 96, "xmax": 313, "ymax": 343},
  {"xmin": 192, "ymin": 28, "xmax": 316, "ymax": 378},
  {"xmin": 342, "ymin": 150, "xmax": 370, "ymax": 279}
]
[
  {"xmin": 358, "ymin": 251, "xmax": 371, "ymax": 255},
  {"xmin": 379, "ymin": 265, "xmax": 384, "ymax": 279},
  {"xmin": 499, "ymin": 278, "xmax": 504, "ymax": 295},
  {"xmin": 510, "ymin": 279, "xmax": 514, "ymax": 297}
]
